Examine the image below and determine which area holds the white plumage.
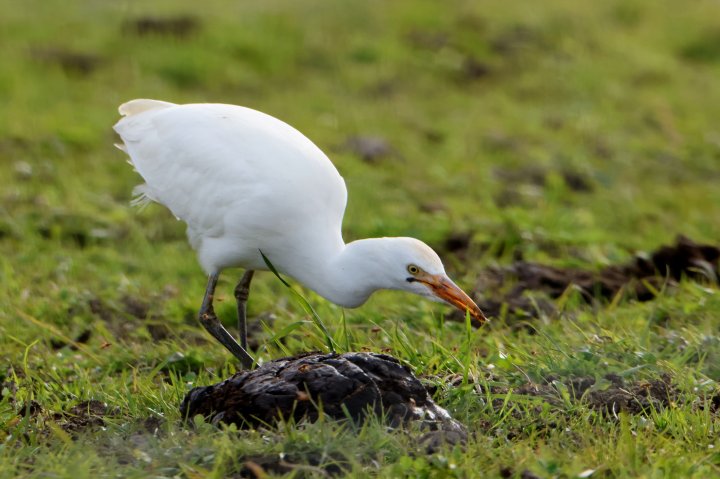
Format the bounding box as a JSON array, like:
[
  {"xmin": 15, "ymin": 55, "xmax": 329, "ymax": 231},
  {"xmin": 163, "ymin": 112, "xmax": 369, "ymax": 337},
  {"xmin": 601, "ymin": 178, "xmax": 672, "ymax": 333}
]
[{"xmin": 115, "ymin": 99, "xmax": 484, "ymax": 366}]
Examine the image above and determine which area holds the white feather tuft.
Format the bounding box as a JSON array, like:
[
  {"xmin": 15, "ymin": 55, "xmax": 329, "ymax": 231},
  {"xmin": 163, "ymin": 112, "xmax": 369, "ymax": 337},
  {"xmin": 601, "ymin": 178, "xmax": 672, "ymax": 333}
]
[{"xmin": 130, "ymin": 184, "xmax": 155, "ymax": 209}]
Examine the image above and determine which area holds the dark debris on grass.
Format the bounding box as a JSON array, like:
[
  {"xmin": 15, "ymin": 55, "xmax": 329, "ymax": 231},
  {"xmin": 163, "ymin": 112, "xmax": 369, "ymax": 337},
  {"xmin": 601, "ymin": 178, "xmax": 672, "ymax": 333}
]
[
  {"xmin": 500, "ymin": 467, "xmax": 542, "ymax": 479},
  {"xmin": 1, "ymin": 376, "xmax": 18, "ymax": 403},
  {"xmin": 13, "ymin": 399, "xmax": 111, "ymax": 434},
  {"xmin": 237, "ymin": 452, "xmax": 348, "ymax": 478},
  {"xmin": 83, "ymin": 292, "xmax": 175, "ymax": 343},
  {"xmin": 427, "ymin": 370, "xmax": 692, "ymax": 419},
  {"xmin": 452, "ymin": 372, "xmax": 681, "ymax": 419},
  {"xmin": 30, "ymin": 48, "xmax": 103, "ymax": 77},
  {"xmin": 493, "ymin": 165, "xmax": 594, "ymax": 194},
  {"xmin": 11, "ymin": 398, "xmax": 164, "ymax": 439},
  {"xmin": 340, "ymin": 135, "xmax": 395, "ymax": 164},
  {"xmin": 512, "ymin": 374, "xmax": 677, "ymax": 416},
  {"xmin": 49, "ymin": 329, "xmax": 92, "ymax": 350},
  {"xmin": 57, "ymin": 400, "xmax": 110, "ymax": 433},
  {"xmin": 181, "ymin": 352, "xmax": 467, "ymax": 448},
  {"xmin": 122, "ymin": 15, "xmax": 201, "ymax": 38}
]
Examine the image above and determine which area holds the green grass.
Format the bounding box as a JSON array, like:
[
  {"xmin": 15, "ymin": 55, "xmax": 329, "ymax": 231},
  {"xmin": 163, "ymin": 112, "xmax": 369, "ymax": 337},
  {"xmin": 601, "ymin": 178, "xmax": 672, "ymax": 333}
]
[{"xmin": 2, "ymin": 0, "xmax": 720, "ymax": 477}]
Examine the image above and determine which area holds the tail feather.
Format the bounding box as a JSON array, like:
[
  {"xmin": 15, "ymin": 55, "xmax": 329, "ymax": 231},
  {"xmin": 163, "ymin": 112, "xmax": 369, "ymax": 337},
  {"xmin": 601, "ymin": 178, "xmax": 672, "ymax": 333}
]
[
  {"xmin": 118, "ymin": 99, "xmax": 175, "ymax": 117},
  {"xmin": 116, "ymin": 99, "xmax": 175, "ymax": 209}
]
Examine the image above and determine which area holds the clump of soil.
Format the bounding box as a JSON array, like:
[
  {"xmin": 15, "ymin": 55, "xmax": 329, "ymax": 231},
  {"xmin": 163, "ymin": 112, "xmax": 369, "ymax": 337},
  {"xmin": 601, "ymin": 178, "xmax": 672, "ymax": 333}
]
[
  {"xmin": 56, "ymin": 400, "xmax": 109, "ymax": 433},
  {"xmin": 1, "ymin": 376, "xmax": 17, "ymax": 403},
  {"xmin": 585, "ymin": 375, "xmax": 676, "ymax": 415},
  {"xmin": 461, "ymin": 56, "xmax": 492, "ymax": 81},
  {"xmin": 181, "ymin": 352, "xmax": 466, "ymax": 439},
  {"xmin": 487, "ymin": 373, "xmax": 677, "ymax": 417},
  {"xmin": 491, "ymin": 165, "xmax": 594, "ymax": 208},
  {"xmin": 341, "ymin": 135, "xmax": 394, "ymax": 164},
  {"xmin": 494, "ymin": 165, "xmax": 594, "ymax": 193},
  {"xmin": 84, "ymin": 293, "xmax": 173, "ymax": 342},
  {"xmin": 50, "ymin": 329, "xmax": 92, "ymax": 350},
  {"xmin": 14, "ymin": 399, "xmax": 110, "ymax": 434},
  {"xmin": 240, "ymin": 453, "xmax": 347, "ymax": 478},
  {"xmin": 17, "ymin": 400, "xmax": 43, "ymax": 418},
  {"xmin": 500, "ymin": 467, "xmax": 542, "ymax": 479},
  {"xmin": 122, "ymin": 15, "xmax": 200, "ymax": 38},
  {"xmin": 489, "ymin": 25, "xmax": 550, "ymax": 56},
  {"xmin": 442, "ymin": 231, "xmax": 473, "ymax": 259},
  {"xmin": 460, "ymin": 236, "xmax": 719, "ymax": 321},
  {"xmin": 31, "ymin": 48, "xmax": 103, "ymax": 76}
]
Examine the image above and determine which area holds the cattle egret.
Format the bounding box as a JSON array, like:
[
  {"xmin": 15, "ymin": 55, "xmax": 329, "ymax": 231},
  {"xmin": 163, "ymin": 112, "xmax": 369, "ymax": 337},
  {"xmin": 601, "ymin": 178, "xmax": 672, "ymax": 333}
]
[{"xmin": 114, "ymin": 100, "xmax": 486, "ymax": 368}]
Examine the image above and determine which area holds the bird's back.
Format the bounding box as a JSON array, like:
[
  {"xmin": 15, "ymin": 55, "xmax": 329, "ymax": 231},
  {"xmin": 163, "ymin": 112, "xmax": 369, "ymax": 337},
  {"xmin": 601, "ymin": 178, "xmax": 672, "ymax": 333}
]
[{"xmin": 115, "ymin": 100, "xmax": 348, "ymax": 273}]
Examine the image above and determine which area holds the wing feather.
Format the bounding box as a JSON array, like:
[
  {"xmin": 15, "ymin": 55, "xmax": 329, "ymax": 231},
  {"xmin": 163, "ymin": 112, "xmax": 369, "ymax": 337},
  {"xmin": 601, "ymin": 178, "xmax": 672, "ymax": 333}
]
[{"xmin": 114, "ymin": 101, "xmax": 348, "ymax": 250}]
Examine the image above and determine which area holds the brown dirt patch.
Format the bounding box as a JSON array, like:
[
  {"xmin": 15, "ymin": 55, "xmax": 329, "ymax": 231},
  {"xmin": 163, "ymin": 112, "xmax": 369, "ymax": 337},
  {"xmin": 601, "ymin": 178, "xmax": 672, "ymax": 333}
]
[
  {"xmin": 86, "ymin": 293, "xmax": 173, "ymax": 341},
  {"xmin": 31, "ymin": 48, "xmax": 103, "ymax": 76},
  {"xmin": 493, "ymin": 166, "xmax": 594, "ymax": 208},
  {"xmin": 585, "ymin": 375, "xmax": 676, "ymax": 415},
  {"xmin": 494, "ymin": 166, "xmax": 594, "ymax": 192},
  {"xmin": 461, "ymin": 56, "xmax": 492, "ymax": 81},
  {"xmin": 17, "ymin": 400, "xmax": 43, "ymax": 418},
  {"xmin": 485, "ymin": 373, "xmax": 678, "ymax": 417},
  {"xmin": 500, "ymin": 467, "xmax": 542, "ymax": 479},
  {"xmin": 454, "ymin": 236, "xmax": 719, "ymax": 322},
  {"xmin": 55, "ymin": 400, "xmax": 109, "ymax": 433},
  {"xmin": 50, "ymin": 329, "xmax": 92, "ymax": 350},
  {"xmin": 340, "ymin": 135, "xmax": 394, "ymax": 164},
  {"xmin": 238, "ymin": 453, "xmax": 348, "ymax": 478},
  {"xmin": 122, "ymin": 15, "xmax": 200, "ymax": 38},
  {"xmin": 12, "ymin": 399, "xmax": 111, "ymax": 435},
  {"xmin": 1, "ymin": 376, "xmax": 17, "ymax": 403}
]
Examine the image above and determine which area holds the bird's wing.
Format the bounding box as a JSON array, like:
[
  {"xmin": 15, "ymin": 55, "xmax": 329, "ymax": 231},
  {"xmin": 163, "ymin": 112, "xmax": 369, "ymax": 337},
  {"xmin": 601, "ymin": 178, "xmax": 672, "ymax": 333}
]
[{"xmin": 114, "ymin": 101, "xmax": 348, "ymax": 245}]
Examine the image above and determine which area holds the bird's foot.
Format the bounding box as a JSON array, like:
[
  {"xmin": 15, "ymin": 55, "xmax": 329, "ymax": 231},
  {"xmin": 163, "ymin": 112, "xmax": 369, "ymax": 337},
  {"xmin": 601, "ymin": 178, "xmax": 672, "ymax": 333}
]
[{"xmin": 198, "ymin": 309, "xmax": 254, "ymax": 369}]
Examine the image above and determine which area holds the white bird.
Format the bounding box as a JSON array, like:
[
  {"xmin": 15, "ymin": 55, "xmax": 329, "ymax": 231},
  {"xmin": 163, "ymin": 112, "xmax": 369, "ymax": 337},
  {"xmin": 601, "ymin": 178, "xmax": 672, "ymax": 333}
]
[{"xmin": 114, "ymin": 99, "xmax": 486, "ymax": 368}]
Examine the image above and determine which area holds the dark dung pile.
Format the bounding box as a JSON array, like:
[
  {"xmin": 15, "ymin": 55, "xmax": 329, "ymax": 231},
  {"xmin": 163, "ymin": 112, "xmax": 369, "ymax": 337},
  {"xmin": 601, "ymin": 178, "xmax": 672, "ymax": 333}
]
[{"xmin": 181, "ymin": 352, "xmax": 465, "ymax": 437}]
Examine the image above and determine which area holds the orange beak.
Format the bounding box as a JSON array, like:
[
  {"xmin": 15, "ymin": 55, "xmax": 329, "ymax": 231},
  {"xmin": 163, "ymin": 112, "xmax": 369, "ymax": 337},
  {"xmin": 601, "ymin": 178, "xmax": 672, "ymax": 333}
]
[{"xmin": 417, "ymin": 272, "xmax": 487, "ymax": 326}]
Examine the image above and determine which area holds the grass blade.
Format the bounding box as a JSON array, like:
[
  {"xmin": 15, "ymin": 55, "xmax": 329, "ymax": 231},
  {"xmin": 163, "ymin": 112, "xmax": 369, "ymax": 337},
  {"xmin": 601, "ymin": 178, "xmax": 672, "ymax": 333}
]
[{"xmin": 260, "ymin": 250, "xmax": 338, "ymax": 352}]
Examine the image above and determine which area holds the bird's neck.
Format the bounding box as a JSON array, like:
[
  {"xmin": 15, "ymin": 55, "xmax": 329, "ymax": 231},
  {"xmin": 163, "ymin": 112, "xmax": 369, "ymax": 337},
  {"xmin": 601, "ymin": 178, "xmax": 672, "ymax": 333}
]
[{"xmin": 289, "ymin": 238, "xmax": 396, "ymax": 309}]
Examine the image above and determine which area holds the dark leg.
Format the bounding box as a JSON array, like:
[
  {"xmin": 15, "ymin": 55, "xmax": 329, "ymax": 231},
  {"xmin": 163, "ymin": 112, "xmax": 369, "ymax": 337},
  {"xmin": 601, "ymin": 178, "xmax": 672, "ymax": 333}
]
[
  {"xmin": 198, "ymin": 273, "xmax": 254, "ymax": 369},
  {"xmin": 234, "ymin": 270, "xmax": 255, "ymax": 352}
]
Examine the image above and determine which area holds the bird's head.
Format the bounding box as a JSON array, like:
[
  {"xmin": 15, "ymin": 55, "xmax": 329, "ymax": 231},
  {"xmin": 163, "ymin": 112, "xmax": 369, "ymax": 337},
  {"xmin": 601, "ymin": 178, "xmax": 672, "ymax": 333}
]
[{"xmin": 368, "ymin": 237, "xmax": 487, "ymax": 326}]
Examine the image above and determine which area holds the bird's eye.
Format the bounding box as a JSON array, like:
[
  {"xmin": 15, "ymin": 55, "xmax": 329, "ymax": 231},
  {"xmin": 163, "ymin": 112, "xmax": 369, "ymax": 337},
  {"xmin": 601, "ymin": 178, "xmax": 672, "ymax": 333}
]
[{"xmin": 407, "ymin": 264, "xmax": 420, "ymax": 275}]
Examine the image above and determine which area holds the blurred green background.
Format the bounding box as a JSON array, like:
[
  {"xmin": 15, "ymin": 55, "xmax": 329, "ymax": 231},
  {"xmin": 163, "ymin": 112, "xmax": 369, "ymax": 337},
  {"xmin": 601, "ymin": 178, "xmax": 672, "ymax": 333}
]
[
  {"xmin": 1, "ymin": 0, "xmax": 720, "ymax": 477},
  {"xmin": 2, "ymin": 0, "xmax": 719, "ymax": 258}
]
